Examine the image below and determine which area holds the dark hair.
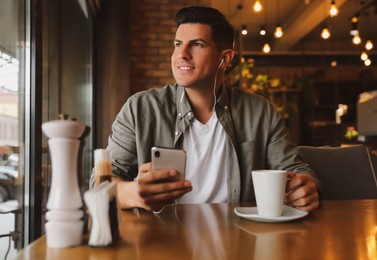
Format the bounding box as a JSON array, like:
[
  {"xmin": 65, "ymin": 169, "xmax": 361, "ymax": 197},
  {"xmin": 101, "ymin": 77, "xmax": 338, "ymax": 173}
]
[{"xmin": 176, "ymin": 6, "xmax": 235, "ymax": 51}]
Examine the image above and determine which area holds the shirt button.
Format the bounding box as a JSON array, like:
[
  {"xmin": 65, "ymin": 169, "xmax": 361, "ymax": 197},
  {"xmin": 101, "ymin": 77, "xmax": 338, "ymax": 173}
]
[
  {"xmin": 187, "ymin": 112, "xmax": 192, "ymax": 116},
  {"xmin": 178, "ymin": 113, "xmax": 182, "ymax": 117},
  {"xmin": 175, "ymin": 131, "xmax": 179, "ymax": 136}
]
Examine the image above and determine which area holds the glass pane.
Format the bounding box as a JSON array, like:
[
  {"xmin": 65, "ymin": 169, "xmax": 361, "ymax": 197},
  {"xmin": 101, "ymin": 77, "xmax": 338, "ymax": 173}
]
[
  {"xmin": 1, "ymin": 0, "xmax": 93, "ymax": 256},
  {"xmin": 0, "ymin": 0, "xmax": 27, "ymax": 258},
  {"xmin": 41, "ymin": 0, "xmax": 93, "ymax": 233}
]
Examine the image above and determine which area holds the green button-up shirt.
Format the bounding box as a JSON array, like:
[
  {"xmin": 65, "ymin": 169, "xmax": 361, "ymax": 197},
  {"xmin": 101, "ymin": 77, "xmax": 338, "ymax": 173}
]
[{"xmin": 94, "ymin": 84, "xmax": 316, "ymax": 202}]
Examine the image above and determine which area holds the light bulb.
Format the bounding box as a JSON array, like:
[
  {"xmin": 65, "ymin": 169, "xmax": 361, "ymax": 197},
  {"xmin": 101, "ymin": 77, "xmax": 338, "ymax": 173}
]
[
  {"xmin": 330, "ymin": 60, "xmax": 337, "ymax": 67},
  {"xmin": 253, "ymin": 0, "xmax": 263, "ymax": 12},
  {"xmin": 350, "ymin": 17, "xmax": 359, "ymax": 36},
  {"xmin": 274, "ymin": 25, "xmax": 283, "ymax": 38},
  {"xmin": 364, "ymin": 59, "xmax": 371, "ymax": 66},
  {"xmin": 259, "ymin": 25, "xmax": 266, "ymax": 36},
  {"xmin": 321, "ymin": 27, "xmax": 331, "ymax": 39},
  {"xmin": 262, "ymin": 43, "xmax": 271, "ymax": 53},
  {"xmin": 360, "ymin": 51, "xmax": 368, "ymax": 61},
  {"xmin": 241, "ymin": 25, "xmax": 248, "ymax": 35},
  {"xmin": 329, "ymin": 0, "xmax": 338, "ymax": 17},
  {"xmin": 365, "ymin": 40, "xmax": 373, "ymax": 50},
  {"xmin": 353, "ymin": 34, "xmax": 362, "ymax": 45},
  {"xmin": 350, "ymin": 29, "xmax": 359, "ymax": 36}
]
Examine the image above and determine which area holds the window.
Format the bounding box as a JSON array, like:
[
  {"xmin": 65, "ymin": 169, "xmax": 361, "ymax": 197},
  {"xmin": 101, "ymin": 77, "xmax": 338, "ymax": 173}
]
[
  {"xmin": 0, "ymin": 0, "xmax": 93, "ymax": 258},
  {"xmin": 0, "ymin": 0, "xmax": 28, "ymax": 258}
]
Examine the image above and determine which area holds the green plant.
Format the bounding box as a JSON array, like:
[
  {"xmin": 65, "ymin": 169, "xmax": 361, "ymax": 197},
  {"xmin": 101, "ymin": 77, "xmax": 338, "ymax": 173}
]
[
  {"xmin": 225, "ymin": 56, "xmax": 297, "ymax": 120},
  {"xmin": 226, "ymin": 56, "xmax": 270, "ymax": 98}
]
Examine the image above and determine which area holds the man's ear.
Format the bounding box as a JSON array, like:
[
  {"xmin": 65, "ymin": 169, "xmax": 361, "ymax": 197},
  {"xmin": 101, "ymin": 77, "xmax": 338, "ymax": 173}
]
[{"xmin": 221, "ymin": 50, "xmax": 235, "ymax": 67}]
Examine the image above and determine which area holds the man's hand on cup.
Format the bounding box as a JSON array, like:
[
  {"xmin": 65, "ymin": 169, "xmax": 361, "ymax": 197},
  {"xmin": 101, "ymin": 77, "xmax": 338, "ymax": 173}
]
[{"xmin": 285, "ymin": 172, "xmax": 320, "ymax": 212}]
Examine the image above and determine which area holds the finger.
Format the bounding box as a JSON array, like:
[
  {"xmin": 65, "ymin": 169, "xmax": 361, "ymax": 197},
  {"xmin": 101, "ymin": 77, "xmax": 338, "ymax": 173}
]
[
  {"xmin": 287, "ymin": 173, "xmax": 313, "ymax": 192},
  {"xmin": 140, "ymin": 186, "xmax": 192, "ymax": 211},
  {"xmin": 285, "ymin": 172, "xmax": 298, "ymax": 194},
  {"xmin": 139, "ymin": 162, "xmax": 152, "ymax": 173},
  {"xmin": 291, "ymin": 180, "xmax": 318, "ymax": 200},
  {"xmin": 285, "ymin": 178, "xmax": 318, "ymax": 203},
  {"xmin": 294, "ymin": 199, "xmax": 320, "ymax": 212},
  {"xmin": 288, "ymin": 191, "xmax": 317, "ymax": 206},
  {"xmin": 143, "ymin": 187, "xmax": 191, "ymax": 204},
  {"xmin": 138, "ymin": 169, "xmax": 178, "ymax": 184},
  {"xmin": 287, "ymin": 171, "xmax": 296, "ymax": 180},
  {"xmin": 139, "ymin": 179, "xmax": 191, "ymax": 197},
  {"xmin": 286, "ymin": 188, "xmax": 319, "ymax": 211}
]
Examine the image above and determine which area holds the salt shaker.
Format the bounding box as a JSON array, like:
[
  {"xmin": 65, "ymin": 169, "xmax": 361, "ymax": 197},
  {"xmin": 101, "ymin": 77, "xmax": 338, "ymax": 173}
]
[{"xmin": 42, "ymin": 114, "xmax": 89, "ymax": 248}]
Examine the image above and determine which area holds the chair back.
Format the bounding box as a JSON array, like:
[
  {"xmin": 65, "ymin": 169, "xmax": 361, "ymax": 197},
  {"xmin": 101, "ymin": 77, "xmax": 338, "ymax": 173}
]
[{"xmin": 298, "ymin": 145, "xmax": 377, "ymax": 200}]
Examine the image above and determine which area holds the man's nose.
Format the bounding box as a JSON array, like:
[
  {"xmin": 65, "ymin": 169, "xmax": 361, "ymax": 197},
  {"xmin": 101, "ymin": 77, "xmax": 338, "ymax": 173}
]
[{"xmin": 177, "ymin": 45, "xmax": 192, "ymax": 61}]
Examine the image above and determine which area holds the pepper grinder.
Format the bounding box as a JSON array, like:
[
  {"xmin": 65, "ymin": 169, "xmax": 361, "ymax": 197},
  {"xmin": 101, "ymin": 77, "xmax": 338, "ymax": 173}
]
[{"xmin": 42, "ymin": 114, "xmax": 89, "ymax": 248}]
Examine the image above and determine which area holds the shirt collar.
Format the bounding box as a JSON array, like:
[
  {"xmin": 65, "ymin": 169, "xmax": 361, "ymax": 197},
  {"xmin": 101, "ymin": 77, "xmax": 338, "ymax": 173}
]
[
  {"xmin": 216, "ymin": 84, "xmax": 230, "ymax": 111},
  {"xmin": 176, "ymin": 85, "xmax": 193, "ymax": 119},
  {"xmin": 176, "ymin": 83, "xmax": 230, "ymax": 118}
]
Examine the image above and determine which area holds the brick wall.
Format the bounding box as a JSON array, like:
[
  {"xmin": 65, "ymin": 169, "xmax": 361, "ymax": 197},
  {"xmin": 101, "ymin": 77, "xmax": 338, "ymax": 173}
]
[{"xmin": 129, "ymin": 0, "xmax": 210, "ymax": 94}]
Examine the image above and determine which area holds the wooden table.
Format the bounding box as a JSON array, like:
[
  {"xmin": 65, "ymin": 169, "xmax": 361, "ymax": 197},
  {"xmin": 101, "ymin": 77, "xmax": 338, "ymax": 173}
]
[{"xmin": 16, "ymin": 200, "xmax": 377, "ymax": 259}]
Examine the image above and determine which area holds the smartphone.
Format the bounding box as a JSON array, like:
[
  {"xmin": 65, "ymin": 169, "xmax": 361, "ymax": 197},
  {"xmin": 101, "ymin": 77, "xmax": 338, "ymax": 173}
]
[{"xmin": 151, "ymin": 147, "xmax": 186, "ymax": 181}]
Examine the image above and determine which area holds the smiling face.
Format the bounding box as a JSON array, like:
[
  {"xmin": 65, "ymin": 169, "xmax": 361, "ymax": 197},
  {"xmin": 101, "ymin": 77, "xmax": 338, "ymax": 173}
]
[{"xmin": 171, "ymin": 23, "xmax": 223, "ymax": 90}]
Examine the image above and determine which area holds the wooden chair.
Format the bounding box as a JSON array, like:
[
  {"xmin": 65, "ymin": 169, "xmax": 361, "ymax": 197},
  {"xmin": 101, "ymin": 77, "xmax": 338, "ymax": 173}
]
[{"xmin": 298, "ymin": 145, "xmax": 377, "ymax": 200}]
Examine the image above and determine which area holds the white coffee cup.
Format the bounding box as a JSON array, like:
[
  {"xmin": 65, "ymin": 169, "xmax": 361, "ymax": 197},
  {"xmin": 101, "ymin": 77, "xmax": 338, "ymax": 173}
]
[{"xmin": 252, "ymin": 170, "xmax": 288, "ymax": 217}]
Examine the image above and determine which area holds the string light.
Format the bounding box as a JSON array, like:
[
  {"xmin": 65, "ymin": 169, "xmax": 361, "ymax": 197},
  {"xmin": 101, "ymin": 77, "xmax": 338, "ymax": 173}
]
[
  {"xmin": 241, "ymin": 25, "xmax": 248, "ymax": 35},
  {"xmin": 330, "ymin": 60, "xmax": 337, "ymax": 67},
  {"xmin": 365, "ymin": 40, "xmax": 373, "ymax": 50},
  {"xmin": 364, "ymin": 59, "xmax": 371, "ymax": 66},
  {"xmin": 350, "ymin": 17, "xmax": 359, "ymax": 36},
  {"xmin": 329, "ymin": 0, "xmax": 338, "ymax": 17},
  {"xmin": 253, "ymin": 0, "xmax": 263, "ymax": 12},
  {"xmin": 262, "ymin": 43, "xmax": 271, "ymax": 53},
  {"xmin": 321, "ymin": 27, "xmax": 331, "ymax": 39},
  {"xmin": 274, "ymin": 24, "xmax": 283, "ymax": 38},
  {"xmin": 259, "ymin": 25, "xmax": 266, "ymax": 35},
  {"xmin": 352, "ymin": 33, "xmax": 362, "ymax": 45},
  {"xmin": 274, "ymin": 0, "xmax": 283, "ymax": 38},
  {"xmin": 360, "ymin": 51, "xmax": 368, "ymax": 61}
]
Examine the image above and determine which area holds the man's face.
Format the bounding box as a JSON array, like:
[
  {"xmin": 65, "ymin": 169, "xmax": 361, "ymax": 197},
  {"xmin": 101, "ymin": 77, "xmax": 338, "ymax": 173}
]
[{"xmin": 171, "ymin": 23, "xmax": 222, "ymax": 89}]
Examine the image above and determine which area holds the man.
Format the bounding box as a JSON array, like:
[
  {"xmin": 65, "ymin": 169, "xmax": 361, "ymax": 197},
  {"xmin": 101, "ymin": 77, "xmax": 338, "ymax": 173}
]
[{"xmin": 96, "ymin": 6, "xmax": 319, "ymax": 212}]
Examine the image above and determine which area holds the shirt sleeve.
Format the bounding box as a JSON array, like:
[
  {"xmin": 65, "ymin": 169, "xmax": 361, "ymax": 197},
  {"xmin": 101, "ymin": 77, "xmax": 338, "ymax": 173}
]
[
  {"xmin": 108, "ymin": 98, "xmax": 139, "ymax": 181},
  {"xmin": 265, "ymin": 101, "xmax": 319, "ymax": 184}
]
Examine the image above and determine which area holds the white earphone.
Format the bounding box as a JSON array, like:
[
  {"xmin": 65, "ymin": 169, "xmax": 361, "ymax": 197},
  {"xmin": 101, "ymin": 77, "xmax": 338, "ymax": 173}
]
[{"xmin": 217, "ymin": 58, "xmax": 225, "ymax": 70}]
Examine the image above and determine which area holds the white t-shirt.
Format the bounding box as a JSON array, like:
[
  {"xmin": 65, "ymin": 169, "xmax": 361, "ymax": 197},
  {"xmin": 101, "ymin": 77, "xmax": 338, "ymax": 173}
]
[{"xmin": 178, "ymin": 112, "xmax": 228, "ymax": 203}]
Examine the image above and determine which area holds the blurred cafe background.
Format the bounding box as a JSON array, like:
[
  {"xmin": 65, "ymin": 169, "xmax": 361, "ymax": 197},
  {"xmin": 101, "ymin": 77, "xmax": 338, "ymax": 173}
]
[{"xmin": 0, "ymin": 0, "xmax": 376, "ymax": 258}]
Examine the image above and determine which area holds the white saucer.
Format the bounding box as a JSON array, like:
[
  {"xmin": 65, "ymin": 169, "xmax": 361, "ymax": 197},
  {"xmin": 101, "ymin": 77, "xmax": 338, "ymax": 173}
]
[{"xmin": 234, "ymin": 205, "xmax": 308, "ymax": 223}]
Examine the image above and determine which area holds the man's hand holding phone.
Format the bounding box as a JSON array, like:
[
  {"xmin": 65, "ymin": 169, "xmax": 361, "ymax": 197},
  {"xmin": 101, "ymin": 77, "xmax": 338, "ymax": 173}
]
[{"xmin": 134, "ymin": 147, "xmax": 192, "ymax": 212}]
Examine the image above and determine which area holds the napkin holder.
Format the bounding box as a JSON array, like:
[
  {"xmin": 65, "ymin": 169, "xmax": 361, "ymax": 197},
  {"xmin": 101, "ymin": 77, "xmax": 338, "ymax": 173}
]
[{"xmin": 84, "ymin": 181, "xmax": 119, "ymax": 246}]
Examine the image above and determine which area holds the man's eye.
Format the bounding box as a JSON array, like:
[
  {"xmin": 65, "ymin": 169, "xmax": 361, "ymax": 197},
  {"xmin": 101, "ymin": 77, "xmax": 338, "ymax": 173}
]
[
  {"xmin": 174, "ymin": 42, "xmax": 181, "ymax": 47},
  {"xmin": 193, "ymin": 42, "xmax": 203, "ymax": 47}
]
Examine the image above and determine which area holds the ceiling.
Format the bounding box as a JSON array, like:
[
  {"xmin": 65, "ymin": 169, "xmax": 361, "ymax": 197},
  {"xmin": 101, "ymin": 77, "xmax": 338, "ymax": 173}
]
[
  {"xmin": 211, "ymin": 0, "xmax": 377, "ymax": 55},
  {"xmin": 1, "ymin": 0, "xmax": 376, "ymax": 58}
]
